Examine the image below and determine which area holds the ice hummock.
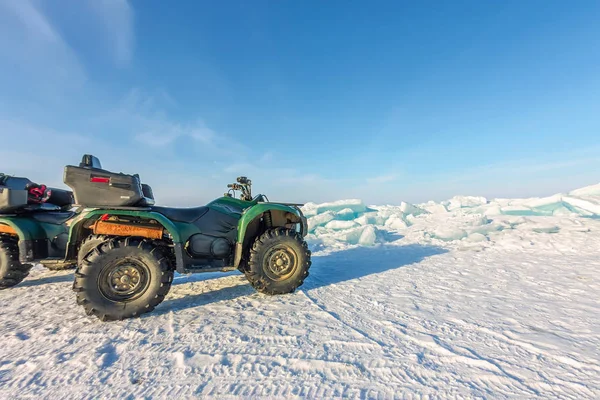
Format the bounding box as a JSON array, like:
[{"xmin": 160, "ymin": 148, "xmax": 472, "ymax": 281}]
[
  {"xmin": 569, "ymin": 182, "xmax": 600, "ymax": 197},
  {"xmin": 301, "ymin": 182, "xmax": 600, "ymax": 248},
  {"xmin": 444, "ymin": 195, "xmax": 488, "ymax": 210}
]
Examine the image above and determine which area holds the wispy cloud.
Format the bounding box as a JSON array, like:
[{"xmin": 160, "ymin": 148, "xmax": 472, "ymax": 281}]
[
  {"xmin": 123, "ymin": 94, "xmax": 218, "ymax": 149},
  {"xmin": 89, "ymin": 0, "xmax": 134, "ymax": 66},
  {"xmin": 0, "ymin": 118, "xmax": 94, "ymax": 185},
  {"xmin": 135, "ymin": 119, "xmax": 215, "ymax": 147},
  {"xmin": 444, "ymin": 149, "xmax": 600, "ymax": 185},
  {"xmin": 93, "ymin": 88, "xmax": 250, "ymax": 160},
  {"xmin": 2, "ymin": 0, "xmax": 60, "ymax": 42},
  {"xmin": 0, "ymin": 0, "xmax": 86, "ymax": 87},
  {"xmin": 259, "ymin": 152, "xmax": 275, "ymax": 164},
  {"xmin": 366, "ymin": 174, "xmax": 398, "ymax": 184},
  {"xmin": 395, "ymin": 147, "xmax": 600, "ymax": 203},
  {"xmin": 223, "ymin": 163, "xmax": 255, "ymax": 174},
  {"xmin": 0, "ymin": 0, "xmax": 135, "ymax": 100}
]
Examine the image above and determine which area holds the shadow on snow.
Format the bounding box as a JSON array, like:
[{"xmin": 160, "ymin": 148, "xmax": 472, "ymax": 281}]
[
  {"xmin": 305, "ymin": 243, "xmax": 447, "ymax": 290},
  {"xmin": 153, "ymin": 280, "xmax": 256, "ymax": 317},
  {"xmin": 155, "ymin": 243, "xmax": 447, "ymax": 315},
  {"xmin": 18, "ymin": 272, "xmax": 74, "ymax": 287}
]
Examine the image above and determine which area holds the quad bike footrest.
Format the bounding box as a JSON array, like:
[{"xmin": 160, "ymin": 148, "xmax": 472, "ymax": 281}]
[{"xmin": 39, "ymin": 258, "xmax": 76, "ymax": 269}]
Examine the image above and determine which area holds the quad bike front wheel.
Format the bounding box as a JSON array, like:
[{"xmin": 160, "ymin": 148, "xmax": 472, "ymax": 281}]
[
  {"xmin": 0, "ymin": 235, "xmax": 33, "ymax": 289},
  {"xmin": 245, "ymin": 228, "xmax": 311, "ymax": 295},
  {"xmin": 72, "ymin": 237, "xmax": 174, "ymax": 321}
]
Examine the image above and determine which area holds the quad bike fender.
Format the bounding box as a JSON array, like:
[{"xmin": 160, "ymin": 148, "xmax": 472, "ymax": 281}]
[
  {"xmin": 233, "ymin": 203, "xmax": 308, "ymax": 269},
  {"xmin": 66, "ymin": 209, "xmax": 183, "ymax": 264},
  {"xmin": 68, "ymin": 209, "xmax": 182, "ymax": 242},
  {"xmin": 0, "ymin": 216, "xmax": 49, "ymax": 262},
  {"xmin": 237, "ymin": 203, "xmax": 306, "ymax": 243}
]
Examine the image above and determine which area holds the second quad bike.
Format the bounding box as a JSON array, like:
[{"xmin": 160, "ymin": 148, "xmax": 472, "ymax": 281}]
[
  {"xmin": 1, "ymin": 155, "xmax": 311, "ymax": 321},
  {"xmin": 0, "ymin": 172, "xmax": 85, "ymax": 289},
  {"xmin": 0, "ymin": 159, "xmax": 156, "ymax": 289}
]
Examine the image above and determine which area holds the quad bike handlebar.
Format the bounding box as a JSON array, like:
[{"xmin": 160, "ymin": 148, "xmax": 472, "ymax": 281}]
[
  {"xmin": 226, "ymin": 177, "xmax": 254, "ymax": 201},
  {"xmin": 237, "ymin": 176, "xmax": 251, "ymax": 185}
]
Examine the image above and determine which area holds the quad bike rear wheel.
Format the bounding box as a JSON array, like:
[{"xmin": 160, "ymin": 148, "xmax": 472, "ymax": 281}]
[
  {"xmin": 245, "ymin": 228, "xmax": 311, "ymax": 295},
  {"xmin": 0, "ymin": 235, "xmax": 32, "ymax": 289},
  {"xmin": 72, "ymin": 237, "xmax": 174, "ymax": 321},
  {"xmin": 77, "ymin": 234, "xmax": 110, "ymax": 265}
]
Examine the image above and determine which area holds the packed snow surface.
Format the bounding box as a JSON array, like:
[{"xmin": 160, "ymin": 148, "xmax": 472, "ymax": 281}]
[{"xmin": 2, "ymin": 184, "xmax": 600, "ymax": 399}]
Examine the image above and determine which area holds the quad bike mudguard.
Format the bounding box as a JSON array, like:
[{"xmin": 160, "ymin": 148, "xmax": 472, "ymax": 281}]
[
  {"xmin": 0, "ymin": 215, "xmax": 68, "ymax": 262},
  {"xmin": 233, "ymin": 202, "xmax": 307, "ymax": 268}
]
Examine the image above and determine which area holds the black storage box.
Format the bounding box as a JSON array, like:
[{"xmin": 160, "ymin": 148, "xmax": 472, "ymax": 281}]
[
  {"xmin": 63, "ymin": 165, "xmax": 146, "ymax": 207},
  {"xmin": 0, "ymin": 187, "xmax": 28, "ymax": 213}
]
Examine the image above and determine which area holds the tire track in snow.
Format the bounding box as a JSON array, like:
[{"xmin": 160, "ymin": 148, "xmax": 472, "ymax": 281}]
[
  {"xmin": 300, "ymin": 290, "xmax": 388, "ymax": 348},
  {"xmin": 443, "ymin": 318, "xmax": 600, "ymax": 398},
  {"xmin": 380, "ymin": 320, "xmax": 542, "ymax": 396},
  {"xmin": 449, "ymin": 318, "xmax": 600, "ymax": 373},
  {"xmin": 303, "ymin": 281, "xmax": 537, "ymax": 397}
]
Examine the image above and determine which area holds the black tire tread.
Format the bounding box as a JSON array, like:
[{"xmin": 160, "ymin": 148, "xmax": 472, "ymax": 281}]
[
  {"xmin": 245, "ymin": 227, "xmax": 311, "ymax": 295},
  {"xmin": 77, "ymin": 234, "xmax": 111, "ymax": 265},
  {"xmin": 72, "ymin": 237, "xmax": 173, "ymax": 321},
  {"xmin": 0, "ymin": 236, "xmax": 32, "ymax": 289}
]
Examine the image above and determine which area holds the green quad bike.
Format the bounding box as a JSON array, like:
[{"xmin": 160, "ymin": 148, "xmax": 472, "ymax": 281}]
[
  {"xmin": 60, "ymin": 155, "xmax": 311, "ymax": 321},
  {"xmin": 0, "ymin": 171, "xmax": 104, "ymax": 289}
]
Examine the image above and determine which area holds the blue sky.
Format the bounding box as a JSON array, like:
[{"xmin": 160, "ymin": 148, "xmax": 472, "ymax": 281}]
[{"xmin": 1, "ymin": 0, "xmax": 599, "ymax": 206}]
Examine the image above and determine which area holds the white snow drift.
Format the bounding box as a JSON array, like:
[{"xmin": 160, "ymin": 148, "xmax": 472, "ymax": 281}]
[{"xmin": 1, "ymin": 183, "xmax": 599, "ymax": 399}]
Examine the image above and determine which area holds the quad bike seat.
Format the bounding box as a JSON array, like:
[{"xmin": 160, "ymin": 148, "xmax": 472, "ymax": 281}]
[
  {"xmin": 32, "ymin": 211, "xmax": 76, "ymax": 225},
  {"xmin": 151, "ymin": 206, "xmax": 209, "ymax": 223}
]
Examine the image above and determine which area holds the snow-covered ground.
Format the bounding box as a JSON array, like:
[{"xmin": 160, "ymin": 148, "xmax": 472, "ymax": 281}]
[{"xmin": 1, "ymin": 184, "xmax": 600, "ymax": 399}]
